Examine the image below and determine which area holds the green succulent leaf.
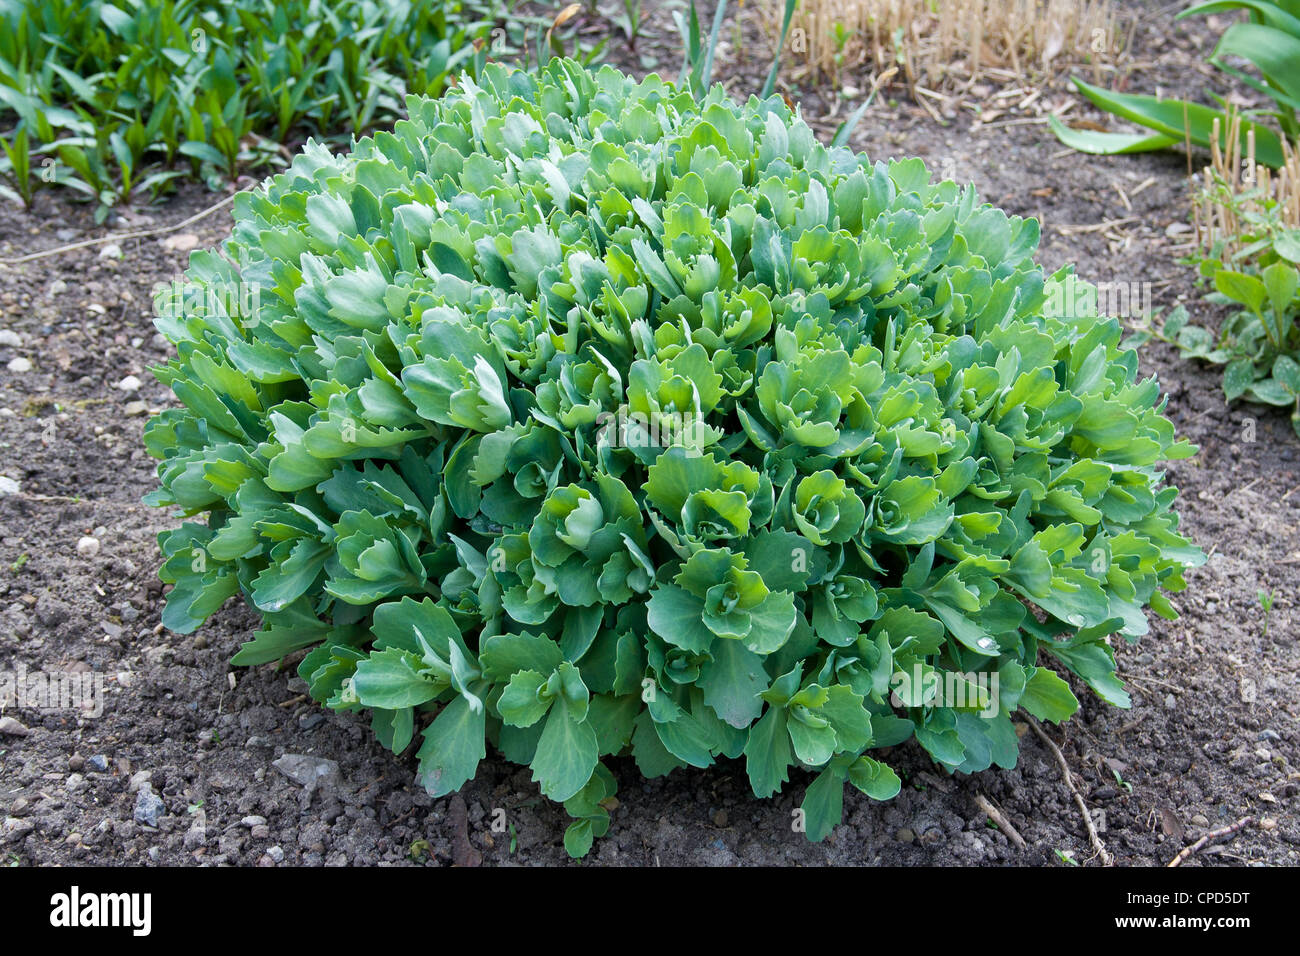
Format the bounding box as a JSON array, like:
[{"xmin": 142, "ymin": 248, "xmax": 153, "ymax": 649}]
[
  {"xmin": 416, "ymin": 696, "xmax": 486, "ymax": 799},
  {"xmin": 531, "ymin": 698, "xmax": 600, "ymax": 802}
]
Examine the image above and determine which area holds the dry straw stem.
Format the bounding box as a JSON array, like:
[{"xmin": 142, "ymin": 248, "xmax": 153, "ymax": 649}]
[
  {"xmin": 1192, "ymin": 110, "xmax": 1300, "ymax": 265},
  {"xmin": 765, "ymin": 0, "xmax": 1131, "ymax": 93},
  {"xmin": 1028, "ymin": 718, "xmax": 1113, "ymax": 866},
  {"xmin": 1167, "ymin": 816, "xmax": 1254, "ymax": 868},
  {"xmin": 973, "ymin": 792, "xmax": 1028, "ymax": 849},
  {"xmin": 0, "ymin": 193, "xmax": 236, "ymax": 266}
]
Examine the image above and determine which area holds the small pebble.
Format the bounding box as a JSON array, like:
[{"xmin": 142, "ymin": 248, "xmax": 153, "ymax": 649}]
[
  {"xmin": 240, "ymin": 815, "xmax": 267, "ymax": 828},
  {"xmin": 68, "ymin": 754, "xmax": 85, "ymax": 771},
  {"xmin": 895, "ymin": 827, "xmax": 915, "ymax": 843},
  {"xmin": 86, "ymin": 754, "xmax": 109, "ymax": 772},
  {"xmin": 76, "ymin": 536, "xmax": 100, "ymax": 557},
  {"xmin": 1191, "ymin": 814, "xmax": 1209, "ymax": 827},
  {"xmin": 0, "ymin": 329, "xmax": 21, "ymax": 347},
  {"xmin": 272, "ymin": 753, "xmax": 339, "ymax": 785},
  {"xmin": 162, "ymin": 233, "xmax": 201, "ymax": 252},
  {"xmin": 98, "ymin": 243, "xmax": 122, "ymax": 260},
  {"xmin": 267, "ymin": 845, "xmax": 285, "ymax": 863},
  {"xmin": 133, "ymin": 788, "xmax": 165, "ymax": 827},
  {"xmin": 6, "ymin": 357, "xmax": 31, "ymax": 373},
  {"xmin": 117, "ymin": 374, "xmax": 142, "ymax": 392},
  {"xmin": 4, "ymin": 817, "xmax": 35, "ymax": 841}
]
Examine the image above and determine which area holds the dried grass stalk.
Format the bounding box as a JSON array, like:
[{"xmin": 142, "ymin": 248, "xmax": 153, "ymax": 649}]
[
  {"xmin": 764, "ymin": 0, "xmax": 1128, "ymax": 92},
  {"xmin": 1193, "ymin": 109, "xmax": 1300, "ymax": 266}
]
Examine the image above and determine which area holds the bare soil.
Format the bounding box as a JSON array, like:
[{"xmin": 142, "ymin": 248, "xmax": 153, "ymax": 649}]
[{"xmin": 0, "ymin": 0, "xmax": 1295, "ymax": 867}]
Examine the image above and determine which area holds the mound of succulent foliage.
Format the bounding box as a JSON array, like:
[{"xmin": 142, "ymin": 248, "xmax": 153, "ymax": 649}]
[{"xmin": 147, "ymin": 59, "xmax": 1203, "ymax": 856}]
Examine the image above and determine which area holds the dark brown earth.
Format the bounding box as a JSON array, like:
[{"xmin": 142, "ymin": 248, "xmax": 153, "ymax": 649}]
[{"xmin": 0, "ymin": 0, "xmax": 1295, "ymax": 867}]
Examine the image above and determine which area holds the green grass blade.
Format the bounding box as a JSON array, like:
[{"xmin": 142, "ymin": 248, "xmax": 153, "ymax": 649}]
[
  {"xmin": 1212, "ymin": 22, "xmax": 1300, "ymax": 110},
  {"xmin": 830, "ymin": 81, "xmax": 887, "ymax": 148},
  {"xmin": 1047, "ymin": 114, "xmax": 1180, "ymax": 154},
  {"xmin": 1178, "ymin": 0, "xmax": 1300, "ymax": 35},
  {"xmin": 699, "ymin": 0, "xmax": 729, "ymax": 93},
  {"xmin": 676, "ymin": 0, "xmax": 702, "ymax": 88},
  {"xmin": 761, "ymin": 0, "xmax": 798, "ymax": 100},
  {"xmin": 1071, "ymin": 76, "xmax": 1287, "ymax": 167}
]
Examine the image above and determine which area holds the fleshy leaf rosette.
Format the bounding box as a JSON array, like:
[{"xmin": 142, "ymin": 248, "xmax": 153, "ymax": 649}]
[{"xmin": 146, "ymin": 59, "xmax": 1204, "ymax": 857}]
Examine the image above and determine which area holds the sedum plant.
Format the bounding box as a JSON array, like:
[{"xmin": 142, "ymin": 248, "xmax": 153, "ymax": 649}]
[{"xmin": 147, "ymin": 59, "xmax": 1203, "ymax": 857}]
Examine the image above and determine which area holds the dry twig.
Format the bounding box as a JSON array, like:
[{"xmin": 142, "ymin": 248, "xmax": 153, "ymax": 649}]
[
  {"xmin": 1029, "ymin": 718, "xmax": 1113, "ymax": 866},
  {"xmin": 974, "ymin": 793, "xmax": 1028, "ymax": 849},
  {"xmin": 0, "ymin": 194, "xmax": 235, "ymax": 266},
  {"xmin": 1168, "ymin": 817, "xmax": 1254, "ymax": 867}
]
